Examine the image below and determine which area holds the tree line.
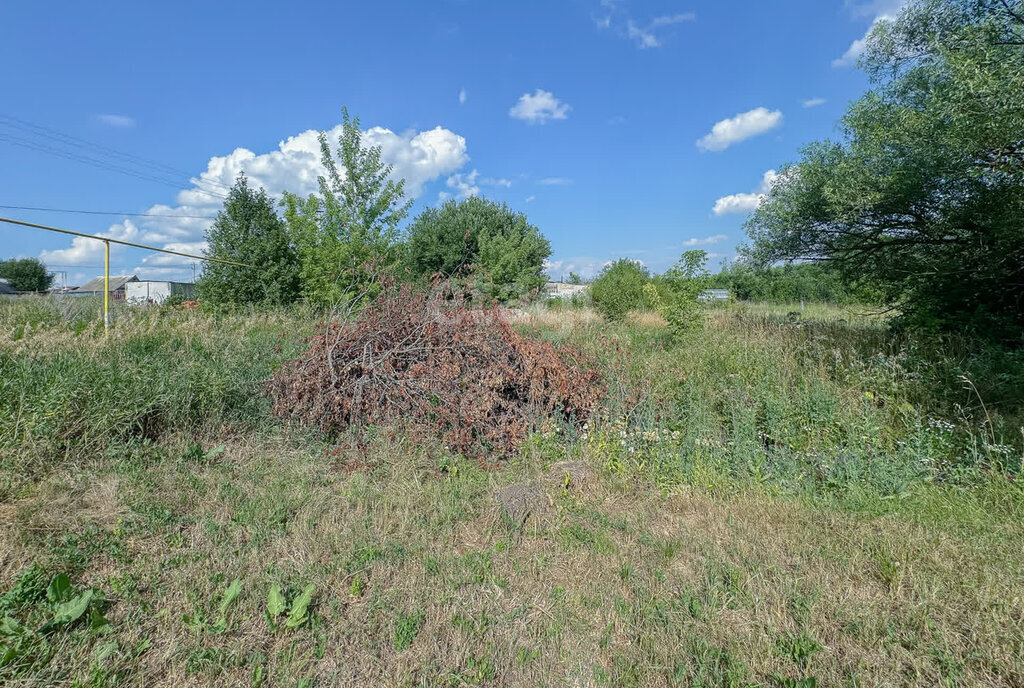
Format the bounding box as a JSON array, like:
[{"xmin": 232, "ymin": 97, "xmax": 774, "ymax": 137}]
[{"xmin": 198, "ymin": 109, "xmax": 550, "ymax": 309}]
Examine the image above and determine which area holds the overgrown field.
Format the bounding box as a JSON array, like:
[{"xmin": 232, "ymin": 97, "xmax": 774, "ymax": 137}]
[{"xmin": 2, "ymin": 296, "xmax": 1023, "ymax": 687}]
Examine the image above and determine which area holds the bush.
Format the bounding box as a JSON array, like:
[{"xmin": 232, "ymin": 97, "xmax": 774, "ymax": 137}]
[
  {"xmin": 589, "ymin": 259, "xmax": 651, "ymax": 321},
  {"xmin": 266, "ymin": 281, "xmax": 603, "ymax": 457},
  {"xmin": 405, "ymin": 197, "xmax": 551, "ymax": 303}
]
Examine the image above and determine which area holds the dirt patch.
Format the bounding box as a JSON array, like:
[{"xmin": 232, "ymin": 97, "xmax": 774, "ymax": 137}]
[
  {"xmin": 546, "ymin": 460, "xmax": 596, "ymax": 494},
  {"xmin": 496, "ymin": 483, "xmax": 551, "ymax": 527}
]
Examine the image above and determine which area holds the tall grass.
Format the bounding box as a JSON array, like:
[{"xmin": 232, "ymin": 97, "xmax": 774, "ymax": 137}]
[
  {"xmin": 0, "ymin": 297, "xmax": 313, "ymax": 499},
  {"xmin": 2, "ymin": 296, "xmax": 1021, "ymax": 501}
]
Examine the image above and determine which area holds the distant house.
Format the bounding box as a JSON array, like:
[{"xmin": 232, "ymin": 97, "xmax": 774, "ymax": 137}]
[
  {"xmin": 698, "ymin": 289, "xmax": 730, "ymax": 302},
  {"xmin": 544, "ymin": 281, "xmax": 588, "ymax": 299},
  {"xmin": 71, "ymin": 274, "xmax": 139, "ymax": 299},
  {"xmin": 0, "ymin": 278, "xmax": 17, "ymax": 296},
  {"xmin": 125, "ymin": 280, "xmax": 195, "ymax": 305}
]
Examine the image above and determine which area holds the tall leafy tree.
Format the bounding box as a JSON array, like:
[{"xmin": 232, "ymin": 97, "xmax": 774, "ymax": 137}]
[
  {"xmin": 197, "ymin": 174, "xmax": 300, "ymax": 306},
  {"xmin": 0, "ymin": 257, "xmax": 53, "ymax": 292},
  {"xmin": 405, "ymin": 196, "xmax": 551, "ymax": 302},
  {"xmin": 283, "ymin": 108, "xmax": 411, "ymax": 307},
  {"xmin": 746, "ymin": 0, "xmax": 1024, "ymax": 341}
]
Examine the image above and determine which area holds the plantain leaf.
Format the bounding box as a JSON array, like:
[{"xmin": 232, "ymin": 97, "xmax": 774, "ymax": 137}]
[
  {"xmin": 46, "ymin": 573, "xmax": 72, "ymax": 604},
  {"xmin": 267, "ymin": 584, "xmax": 286, "ymax": 617},
  {"xmin": 285, "ymin": 585, "xmax": 314, "ymax": 629},
  {"xmin": 219, "ymin": 579, "xmax": 242, "ymax": 616},
  {"xmin": 52, "ymin": 590, "xmax": 93, "ymax": 625}
]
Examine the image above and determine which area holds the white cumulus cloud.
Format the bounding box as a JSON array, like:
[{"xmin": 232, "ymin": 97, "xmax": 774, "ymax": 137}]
[
  {"xmin": 509, "ymin": 90, "xmax": 571, "ymax": 124},
  {"xmin": 712, "ymin": 170, "xmax": 778, "ymax": 215},
  {"xmin": 41, "ymin": 219, "xmax": 141, "ymax": 266},
  {"xmin": 696, "ymin": 107, "xmax": 782, "ymax": 152},
  {"xmin": 41, "ymin": 119, "xmax": 471, "ymax": 280}
]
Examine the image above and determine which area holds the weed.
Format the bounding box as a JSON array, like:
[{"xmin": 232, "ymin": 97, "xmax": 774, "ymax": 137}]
[{"xmin": 393, "ymin": 609, "xmax": 425, "ymax": 651}]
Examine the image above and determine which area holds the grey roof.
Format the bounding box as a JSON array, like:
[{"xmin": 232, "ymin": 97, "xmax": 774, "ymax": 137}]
[
  {"xmin": 0, "ymin": 280, "xmax": 17, "ymax": 295},
  {"xmin": 75, "ymin": 274, "xmax": 139, "ymax": 293}
]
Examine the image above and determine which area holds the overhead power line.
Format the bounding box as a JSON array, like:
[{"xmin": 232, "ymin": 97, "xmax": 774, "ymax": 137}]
[
  {"xmin": 0, "ymin": 113, "xmax": 235, "ymax": 192},
  {"xmin": 0, "ymin": 216, "xmax": 250, "ymax": 268},
  {"xmin": 0, "ymin": 204, "xmax": 218, "ymax": 220},
  {"xmin": 0, "ymin": 113, "xmax": 234, "ymax": 201}
]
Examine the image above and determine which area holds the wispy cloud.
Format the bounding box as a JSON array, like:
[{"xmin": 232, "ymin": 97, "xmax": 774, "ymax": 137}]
[
  {"xmin": 595, "ymin": 4, "xmax": 695, "ymax": 49},
  {"xmin": 802, "ymin": 97, "xmax": 826, "ymax": 108},
  {"xmin": 682, "ymin": 234, "xmax": 728, "ymax": 246},
  {"xmin": 538, "ymin": 177, "xmax": 572, "ymax": 186},
  {"xmin": 95, "ymin": 114, "xmax": 136, "ymax": 128},
  {"xmin": 458, "ymin": 88, "xmax": 467, "ymax": 105},
  {"xmin": 438, "ymin": 169, "xmax": 513, "ymax": 201},
  {"xmin": 696, "ymin": 107, "xmax": 782, "ymax": 152}
]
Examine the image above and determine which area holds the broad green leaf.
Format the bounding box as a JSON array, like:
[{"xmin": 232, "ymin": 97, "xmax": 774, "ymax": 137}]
[
  {"xmin": 267, "ymin": 584, "xmax": 286, "ymax": 617},
  {"xmin": 285, "ymin": 585, "xmax": 314, "ymax": 629},
  {"xmin": 52, "ymin": 589, "xmax": 93, "ymax": 625},
  {"xmin": 46, "ymin": 573, "xmax": 72, "ymax": 603},
  {"xmin": 89, "ymin": 606, "xmax": 112, "ymax": 634},
  {"xmin": 219, "ymin": 579, "xmax": 242, "ymax": 615}
]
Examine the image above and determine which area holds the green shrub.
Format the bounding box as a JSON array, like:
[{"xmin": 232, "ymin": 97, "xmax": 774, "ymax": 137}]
[{"xmin": 589, "ymin": 259, "xmax": 651, "ymax": 321}]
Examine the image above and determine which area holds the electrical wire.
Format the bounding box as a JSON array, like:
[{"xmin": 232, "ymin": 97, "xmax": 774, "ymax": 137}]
[
  {"xmin": 0, "ymin": 114, "xmax": 233, "ymax": 201},
  {"xmin": 0, "ymin": 204, "xmax": 218, "ymax": 220}
]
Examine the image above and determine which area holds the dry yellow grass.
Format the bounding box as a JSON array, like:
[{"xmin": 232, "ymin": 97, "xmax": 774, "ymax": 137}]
[{"xmin": 2, "ymin": 433, "xmax": 1022, "ymax": 686}]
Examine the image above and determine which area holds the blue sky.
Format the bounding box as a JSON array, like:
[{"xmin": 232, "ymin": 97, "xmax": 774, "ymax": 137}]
[{"xmin": 0, "ymin": 0, "xmax": 902, "ymax": 285}]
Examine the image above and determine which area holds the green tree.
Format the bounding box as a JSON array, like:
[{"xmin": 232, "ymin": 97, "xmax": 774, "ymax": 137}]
[
  {"xmin": 0, "ymin": 257, "xmax": 53, "ymax": 292},
  {"xmin": 197, "ymin": 174, "xmax": 300, "ymax": 306},
  {"xmin": 746, "ymin": 0, "xmax": 1024, "ymax": 341},
  {"xmin": 405, "ymin": 196, "xmax": 551, "ymax": 302},
  {"xmin": 589, "ymin": 258, "xmax": 651, "ymax": 321},
  {"xmin": 283, "ymin": 108, "xmax": 411, "ymax": 308},
  {"xmin": 654, "ymin": 250, "xmax": 711, "ymax": 337}
]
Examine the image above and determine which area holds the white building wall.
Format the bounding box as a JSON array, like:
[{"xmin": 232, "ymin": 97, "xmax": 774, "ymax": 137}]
[{"xmin": 126, "ymin": 281, "xmax": 175, "ymax": 304}]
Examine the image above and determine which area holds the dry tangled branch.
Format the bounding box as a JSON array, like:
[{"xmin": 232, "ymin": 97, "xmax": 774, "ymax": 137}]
[{"xmin": 265, "ymin": 282, "xmax": 603, "ymax": 456}]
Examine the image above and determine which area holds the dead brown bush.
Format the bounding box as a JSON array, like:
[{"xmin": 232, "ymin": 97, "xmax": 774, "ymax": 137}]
[{"xmin": 266, "ymin": 282, "xmax": 603, "ymax": 458}]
